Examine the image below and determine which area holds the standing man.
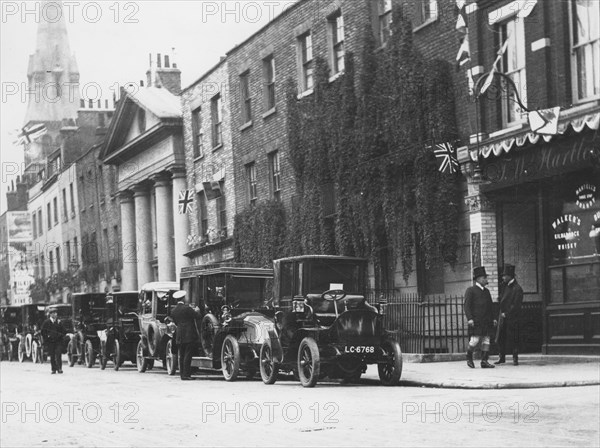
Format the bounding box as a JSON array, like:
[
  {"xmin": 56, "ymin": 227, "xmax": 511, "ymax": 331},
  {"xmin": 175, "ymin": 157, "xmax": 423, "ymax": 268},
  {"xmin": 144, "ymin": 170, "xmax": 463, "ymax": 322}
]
[
  {"xmin": 41, "ymin": 309, "xmax": 66, "ymax": 374},
  {"xmin": 464, "ymin": 266, "xmax": 497, "ymax": 368},
  {"xmin": 170, "ymin": 291, "xmax": 202, "ymax": 381},
  {"xmin": 495, "ymin": 264, "xmax": 523, "ymax": 365}
]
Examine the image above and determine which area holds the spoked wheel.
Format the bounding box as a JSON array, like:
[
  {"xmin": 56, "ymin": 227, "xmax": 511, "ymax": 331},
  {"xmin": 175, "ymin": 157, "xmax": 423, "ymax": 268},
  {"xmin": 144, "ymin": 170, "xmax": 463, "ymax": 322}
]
[
  {"xmin": 297, "ymin": 337, "xmax": 320, "ymax": 388},
  {"xmin": 378, "ymin": 340, "xmax": 403, "ymax": 386},
  {"xmin": 136, "ymin": 341, "xmax": 148, "ymax": 373},
  {"xmin": 259, "ymin": 341, "xmax": 278, "ymax": 385},
  {"xmin": 113, "ymin": 340, "xmax": 121, "ymax": 371},
  {"xmin": 100, "ymin": 341, "xmax": 108, "ymax": 370},
  {"xmin": 31, "ymin": 341, "xmax": 40, "ymax": 364},
  {"xmin": 67, "ymin": 340, "xmax": 76, "ymax": 367},
  {"xmin": 84, "ymin": 340, "xmax": 96, "ymax": 368},
  {"xmin": 17, "ymin": 341, "xmax": 24, "ymax": 363},
  {"xmin": 166, "ymin": 340, "xmax": 177, "ymax": 376},
  {"xmin": 221, "ymin": 335, "xmax": 240, "ymax": 382}
]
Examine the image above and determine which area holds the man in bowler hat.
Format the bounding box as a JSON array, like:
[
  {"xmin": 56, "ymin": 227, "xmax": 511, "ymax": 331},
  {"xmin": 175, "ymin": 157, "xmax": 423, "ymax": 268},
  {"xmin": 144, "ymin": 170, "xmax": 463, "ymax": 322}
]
[
  {"xmin": 464, "ymin": 266, "xmax": 497, "ymax": 368},
  {"xmin": 170, "ymin": 291, "xmax": 202, "ymax": 381},
  {"xmin": 41, "ymin": 309, "xmax": 66, "ymax": 374},
  {"xmin": 495, "ymin": 264, "xmax": 523, "ymax": 365}
]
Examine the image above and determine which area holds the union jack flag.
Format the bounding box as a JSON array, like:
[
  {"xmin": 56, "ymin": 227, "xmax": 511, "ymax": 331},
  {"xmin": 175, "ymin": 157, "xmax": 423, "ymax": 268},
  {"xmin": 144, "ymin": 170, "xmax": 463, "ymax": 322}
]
[
  {"xmin": 434, "ymin": 142, "xmax": 459, "ymax": 174},
  {"xmin": 14, "ymin": 123, "xmax": 47, "ymax": 145},
  {"xmin": 178, "ymin": 190, "xmax": 194, "ymax": 214}
]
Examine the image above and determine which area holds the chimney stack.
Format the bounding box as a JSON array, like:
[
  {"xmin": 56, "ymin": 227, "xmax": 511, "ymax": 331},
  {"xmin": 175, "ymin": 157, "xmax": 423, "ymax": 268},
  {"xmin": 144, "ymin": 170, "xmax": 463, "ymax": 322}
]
[{"xmin": 145, "ymin": 50, "xmax": 181, "ymax": 95}]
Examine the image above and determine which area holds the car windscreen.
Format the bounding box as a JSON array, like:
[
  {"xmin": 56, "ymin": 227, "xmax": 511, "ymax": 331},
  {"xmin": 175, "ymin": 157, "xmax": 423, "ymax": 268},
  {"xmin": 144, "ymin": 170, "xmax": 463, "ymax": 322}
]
[
  {"xmin": 156, "ymin": 290, "xmax": 178, "ymax": 317},
  {"xmin": 2, "ymin": 308, "xmax": 22, "ymax": 324},
  {"xmin": 75, "ymin": 295, "xmax": 107, "ymax": 320},
  {"xmin": 307, "ymin": 260, "xmax": 366, "ymax": 295},
  {"xmin": 116, "ymin": 295, "xmax": 139, "ymax": 313},
  {"xmin": 227, "ymin": 276, "xmax": 269, "ymax": 308}
]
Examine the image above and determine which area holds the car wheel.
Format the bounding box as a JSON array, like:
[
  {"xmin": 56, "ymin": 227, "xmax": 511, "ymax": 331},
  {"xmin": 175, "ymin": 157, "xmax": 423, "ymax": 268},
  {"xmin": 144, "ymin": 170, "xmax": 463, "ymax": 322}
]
[
  {"xmin": 25, "ymin": 333, "xmax": 33, "ymax": 358},
  {"xmin": 297, "ymin": 337, "xmax": 320, "ymax": 388},
  {"xmin": 17, "ymin": 340, "xmax": 24, "ymax": 363},
  {"xmin": 136, "ymin": 341, "xmax": 148, "ymax": 373},
  {"xmin": 147, "ymin": 359, "xmax": 154, "ymax": 370},
  {"xmin": 100, "ymin": 341, "xmax": 108, "ymax": 370},
  {"xmin": 200, "ymin": 314, "xmax": 219, "ymax": 358},
  {"xmin": 31, "ymin": 341, "xmax": 40, "ymax": 364},
  {"xmin": 85, "ymin": 340, "xmax": 96, "ymax": 368},
  {"xmin": 259, "ymin": 341, "xmax": 278, "ymax": 385},
  {"xmin": 166, "ymin": 340, "xmax": 177, "ymax": 376},
  {"xmin": 67, "ymin": 340, "xmax": 76, "ymax": 367},
  {"xmin": 378, "ymin": 340, "xmax": 403, "ymax": 386},
  {"xmin": 113, "ymin": 340, "xmax": 121, "ymax": 371},
  {"xmin": 221, "ymin": 335, "xmax": 240, "ymax": 381}
]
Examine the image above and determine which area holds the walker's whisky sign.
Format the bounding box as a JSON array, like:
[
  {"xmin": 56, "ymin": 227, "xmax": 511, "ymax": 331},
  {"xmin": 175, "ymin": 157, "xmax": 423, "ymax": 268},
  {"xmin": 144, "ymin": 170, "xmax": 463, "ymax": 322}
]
[{"xmin": 481, "ymin": 133, "xmax": 596, "ymax": 190}]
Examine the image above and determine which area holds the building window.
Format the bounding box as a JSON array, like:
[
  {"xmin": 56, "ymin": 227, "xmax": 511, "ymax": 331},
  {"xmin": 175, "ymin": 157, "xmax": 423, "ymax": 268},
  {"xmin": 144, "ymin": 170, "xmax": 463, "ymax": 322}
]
[
  {"xmin": 211, "ymin": 94, "xmax": 223, "ymax": 148},
  {"xmin": 269, "ymin": 151, "xmax": 281, "ymax": 201},
  {"xmin": 246, "ymin": 163, "xmax": 257, "ymax": 206},
  {"xmin": 298, "ymin": 32, "xmax": 314, "ymax": 92},
  {"xmin": 32, "ymin": 212, "xmax": 37, "ymax": 239},
  {"xmin": 47, "ymin": 203, "xmax": 51, "ymax": 230},
  {"xmin": 329, "ymin": 12, "xmax": 345, "ymax": 75},
  {"xmin": 41, "ymin": 254, "xmax": 45, "ymax": 278},
  {"xmin": 66, "ymin": 241, "xmax": 71, "ymax": 266},
  {"xmin": 192, "ymin": 107, "xmax": 203, "ymax": 159},
  {"xmin": 73, "ymin": 237, "xmax": 78, "ymax": 263},
  {"xmin": 197, "ymin": 192, "xmax": 208, "ymax": 238},
  {"xmin": 499, "ymin": 17, "xmax": 527, "ymax": 126},
  {"xmin": 62, "ymin": 188, "xmax": 68, "ymax": 221},
  {"xmin": 113, "ymin": 225, "xmax": 120, "ymax": 261},
  {"xmin": 38, "ymin": 209, "xmax": 43, "ymax": 236},
  {"xmin": 571, "ymin": 0, "xmax": 600, "ymax": 101},
  {"xmin": 48, "ymin": 250, "xmax": 54, "ymax": 275},
  {"xmin": 53, "ymin": 197, "xmax": 58, "ymax": 225},
  {"xmin": 240, "ymin": 71, "xmax": 252, "ymax": 124},
  {"xmin": 421, "ymin": 0, "xmax": 438, "ymax": 22},
  {"xmin": 263, "ymin": 55, "xmax": 276, "ymax": 111},
  {"xmin": 217, "ymin": 186, "xmax": 227, "ymax": 235},
  {"xmin": 379, "ymin": 0, "xmax": 393, "ymax": 46},
  {"xmin": 69, "ymin": 183, "xmax": 75, "ymax": 216},
  {"xmin": 56, "ymin": 247, "xmax": 61, "ymax": 272}
]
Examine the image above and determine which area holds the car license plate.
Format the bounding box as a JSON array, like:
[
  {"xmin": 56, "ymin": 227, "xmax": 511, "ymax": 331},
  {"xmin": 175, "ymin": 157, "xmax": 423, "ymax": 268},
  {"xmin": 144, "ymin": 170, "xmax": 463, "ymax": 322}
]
[{"xmin": 344, "ymin": 346, "xmax": 374, "ymax": 354}]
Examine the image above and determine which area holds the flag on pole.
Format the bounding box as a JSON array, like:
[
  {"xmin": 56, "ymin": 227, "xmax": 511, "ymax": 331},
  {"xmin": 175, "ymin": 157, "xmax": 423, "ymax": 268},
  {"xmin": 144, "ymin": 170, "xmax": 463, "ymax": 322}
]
[
  {"xmin": 528, "ymin": 107, "xmax": 561, "ymax": 135},
  {"xmin": 15, "ymin": 123, "xmax": 47, "ymax": 145},
  {"xmin": 203, "ymin": 181, "xmax": 222, "ymax": 201},
  {"xmin": 178, "ymin": 190, "xmax": 194, "ymax": 214},
  {"xmin": 433, "ymin": 142, "xmax": 459, "ymax": 174},
  {"xmin": 455, "ymin": 0, "xmax": 470, "ymax": 70}
]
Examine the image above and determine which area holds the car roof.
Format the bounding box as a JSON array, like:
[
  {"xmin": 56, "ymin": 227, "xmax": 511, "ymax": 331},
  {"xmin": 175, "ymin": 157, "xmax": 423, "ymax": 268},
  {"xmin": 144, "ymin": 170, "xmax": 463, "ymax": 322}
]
[
  {"xmin": 140, "ymin": 282, "xmax": 179, "ymax": 291},
  {"xmin": 274, "ymin": 255, "xmax": 368, "ymax": 263},
  {"xmin": 181, "ymin": 265, "xmax": 273, "ymax": 279},
  {"xmin": 107, "ymin": 291, "xmax": 139, "ymax": 296}
]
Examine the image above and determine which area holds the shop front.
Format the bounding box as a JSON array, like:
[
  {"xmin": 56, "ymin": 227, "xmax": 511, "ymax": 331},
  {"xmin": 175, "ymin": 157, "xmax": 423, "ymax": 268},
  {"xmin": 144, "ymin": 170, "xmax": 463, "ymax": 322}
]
[{"xmin": 475, "ymin": 114, "xmax": 600, "ymax": 354}]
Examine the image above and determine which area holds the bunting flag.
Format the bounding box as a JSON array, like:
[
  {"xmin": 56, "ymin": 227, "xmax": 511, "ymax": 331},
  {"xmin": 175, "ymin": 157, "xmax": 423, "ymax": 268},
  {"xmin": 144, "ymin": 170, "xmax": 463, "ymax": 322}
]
[
  {"xmin": 203, "ymin": 180, "xmax": 222, "ymax": 201},
  {"xmin": 15, "ymin": 123, "xmax": 47, "ymax": 145},
  {"xmin": 434, "ymin": 142, "xmax": 459, "ymax": 174},
  {"xmin": 178, "ymin": 190, "xmax": 194, "ymax": 214},
  {"xmin": 455, "ymin": 0, "xmax": 470, "ymax": 70},
  {"xmin": 528, "ymin": 107, "xmax": 561, "ymax": 135},
  {"xmin": 480, "ymin": 37, "xmax": 510, "ymax": 95}
]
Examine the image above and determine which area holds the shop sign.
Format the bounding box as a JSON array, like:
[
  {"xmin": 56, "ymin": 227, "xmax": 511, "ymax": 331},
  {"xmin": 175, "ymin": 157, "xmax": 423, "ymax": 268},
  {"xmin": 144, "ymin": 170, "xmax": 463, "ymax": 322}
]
[
  {"xmin": 552, "ymin": 215, "xmax": 581, "ymax": 251},
  {"xmin": 576, "ymin": 183, "xmax": 596, "ymax": 209}
]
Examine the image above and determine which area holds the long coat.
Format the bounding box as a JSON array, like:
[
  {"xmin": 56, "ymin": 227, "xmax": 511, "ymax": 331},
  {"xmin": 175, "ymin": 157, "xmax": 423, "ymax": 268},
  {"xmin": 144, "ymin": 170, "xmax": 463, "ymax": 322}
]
[
  {"xmin": 41, "ymin": 318, "xmax": 66, "ymax": 344},
  {"xmin": 464, "ymin": 285, "xmax": 495, "ymax": 337},
  {"xmin": 498, "ymin": 280, "xmax": 524, "ymax": 351},
  {"xmin": 170, "ymin": 304, "xmax": 201, "ymax": 345}
]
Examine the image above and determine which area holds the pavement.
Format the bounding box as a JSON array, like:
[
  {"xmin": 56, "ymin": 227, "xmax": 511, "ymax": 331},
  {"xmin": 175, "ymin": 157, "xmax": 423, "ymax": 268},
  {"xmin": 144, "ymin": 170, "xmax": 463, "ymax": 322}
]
[{"xmin": 361, "ymin": 354, "xmax": 600, "ymax": 389}]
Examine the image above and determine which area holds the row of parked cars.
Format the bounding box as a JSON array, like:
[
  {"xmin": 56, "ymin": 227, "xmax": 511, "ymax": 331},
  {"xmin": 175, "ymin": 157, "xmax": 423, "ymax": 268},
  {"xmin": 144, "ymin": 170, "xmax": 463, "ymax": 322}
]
[{"xmin": 0, "ymin": 255, "xmax": 403, "ymax": 387}]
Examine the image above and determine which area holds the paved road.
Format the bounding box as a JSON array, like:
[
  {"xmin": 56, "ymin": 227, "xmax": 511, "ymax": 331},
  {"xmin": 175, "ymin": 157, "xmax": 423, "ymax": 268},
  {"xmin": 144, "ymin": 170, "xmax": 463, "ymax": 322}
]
[{"xmin": 1, "ymin": 360, "xmax": 599, "ymax": 447}]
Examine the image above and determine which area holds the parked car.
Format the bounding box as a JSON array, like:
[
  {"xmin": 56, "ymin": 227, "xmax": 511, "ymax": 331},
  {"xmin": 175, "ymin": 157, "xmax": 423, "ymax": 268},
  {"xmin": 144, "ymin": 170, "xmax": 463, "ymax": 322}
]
[
  {"xmin": 258, "ymin": 255, "xmax": 403, "ymax": 387},
  {"xmin": 15, "ymin": 304, "xmax": 47, "ymax": 363},
  {"xmin": 0, "ymin": 306, "xmax": 21, "ymax": 361},
  {"xmin": 179, "ymin": 263, "xmax": 275, "ymax": 381},
  {"xmin": 136, "ymin": 282, "xmax": 180, "ymax": 374},
  {"xmin": 67, "ymin": 293, "xmax": 108, "ymax": 368},
  {"xmin": 100, "ymin": 291, "xmax": 140, "ymax": 371}
]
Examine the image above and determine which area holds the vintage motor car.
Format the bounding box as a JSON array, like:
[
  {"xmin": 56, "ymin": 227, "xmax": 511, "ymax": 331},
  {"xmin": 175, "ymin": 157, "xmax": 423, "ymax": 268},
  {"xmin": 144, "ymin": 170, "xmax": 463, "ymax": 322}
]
[
  {"xmin": 15, "ymin": 304, "xmax": 47, "ymax": 363},
  {"xmin": 99, "ymin": 291, "xmax": 140, "ymax": 371},
  {"xmin": 0, "ymin": 305, "xmax": 22, "ymax": 361},
  {"xmin": 179, "ymin": 264, "xmax": 275, "ymax": 381},
  {"xmin": 34, "ymin": 303, "xmax": 73, "ymax": 363},
  {"xmin": 136, "ymin": 282, "xmax": 180, "ymax": 374},
  {"xmin": 259, "ymin": 255, "xmax": 403, "ymax": 388},
  {"xmin": 67, "ymin": 293, "xmax": 108, "ymax": 368}
]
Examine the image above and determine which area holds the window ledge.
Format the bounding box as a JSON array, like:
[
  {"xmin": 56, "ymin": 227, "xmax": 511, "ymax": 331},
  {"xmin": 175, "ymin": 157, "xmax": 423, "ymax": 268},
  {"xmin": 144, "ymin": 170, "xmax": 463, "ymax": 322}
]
[
  {"xmin": 488, "ymin": 122, "xmax": 526, "ymax": 139},
  {"xmin": 262, "ymin": 107, "xmax": 277, "ymax": 119},
  {"xmin": 328, "ymin": 72, "xmax": 344, "ymax": 83},
  {"xmin": 413, "ymin": 16, "xmax": 438, "ymax": 33},
  {"xmin": 193, "ymin": 154, "xmax": 205, "ymax": 163},
  {"xmin": 297, "ymin": 89, "xmax": 314, "ymax": 100},
  {"xmin": 212, "ymin": 143, "xmax": 223, "ymax": 152},
  {"xmin": 562, "ymin": 99, "xmax": 600, "ymax": 118},
  {"xmin": 240, "ymin": 121, "xmax": 253, "ymax": 132}
]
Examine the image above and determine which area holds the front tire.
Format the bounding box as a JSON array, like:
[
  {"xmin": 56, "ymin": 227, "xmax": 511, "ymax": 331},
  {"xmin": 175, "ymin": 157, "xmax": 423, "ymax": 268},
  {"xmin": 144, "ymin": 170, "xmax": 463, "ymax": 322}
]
[
  {"xmin": 378, "ymin": 340, "xmax": 403, "ymax": 386},
  {"xmin": 259, "ymin": 341, "xmax": 278, "ymax": 385},
  {"xmin": 84, "ymin": 339, "xmax": 96, "ymax": 368},
  {"xmin": 136, "ymin": 340, "xmax": 148, "ymax": 373},
  {"xmin": 67, "ymin": 340, "xmax": 76, "ymax": 367},
  {"xmin": 297, "ymin": 337, "xmax": 320, "ymax": 388},
  {"xmin": 113, "ymin": 340, "xmax": 121, "ymax": 371},
  {"xmin": 31, "ymin": 341, "xmax": 40, "ymax": 363},
  {"xmin": 17, "ymin": 340, "xmax": 24, "ymax": 363},
  {"xmin": 100, "ymin": 341, "xmax": 107, "ymax": 370},
  {"xmin": 221, "ymin": 335, "xmax": 240, "ymax": 381},
  {"xmin": 166, "ymin": 340, "xmax": 177, "ymax": 376}
]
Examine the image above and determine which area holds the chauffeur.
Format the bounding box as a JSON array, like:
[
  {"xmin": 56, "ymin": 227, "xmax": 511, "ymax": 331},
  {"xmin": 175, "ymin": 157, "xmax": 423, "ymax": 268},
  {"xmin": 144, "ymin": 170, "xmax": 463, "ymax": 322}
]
[
  {"xmin": 495, "ymin": 264, "xmax": 523, "ymax": 366},
  {"xmin": 41, "ymin": 309, "xmax": 66, "ymax": 374},
  {"xmin": 170, "ymin": 291, "xmax": 202, "ymax": 381},
  {"xmin": 464, "ymin": 266, "xmax": 497, "ymax": 368}
]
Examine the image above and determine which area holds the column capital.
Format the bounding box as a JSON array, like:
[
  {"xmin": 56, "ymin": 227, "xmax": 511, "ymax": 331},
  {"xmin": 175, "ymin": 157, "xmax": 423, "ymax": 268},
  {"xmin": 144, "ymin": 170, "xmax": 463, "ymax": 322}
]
[
  {"xmin": 132, "ymin": 181, "xmax": 152, "ymax": 197},
  {"xmin": 171, "ymin": 167, "xmax": 187, "ymax": 180},
  {"xmin": 117, "ymin": 190, "xmax": 134, "ymax": 204},
  {"xmin": 151, "ymin": 171, "xmax": 172, "ymax": 187}
]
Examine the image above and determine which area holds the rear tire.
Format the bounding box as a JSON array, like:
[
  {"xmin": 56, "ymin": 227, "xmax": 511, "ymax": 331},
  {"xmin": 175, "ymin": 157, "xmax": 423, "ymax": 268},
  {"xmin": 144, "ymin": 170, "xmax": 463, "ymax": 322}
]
[
  {"xmin": 100, "ymin": 341, "xmax": 107, "ymax": 370},
  {"xmin": 297, "ymin": 337, "xmax": 320, "ymax": 388},
  {"xmin": 17, "ymin": 340, "xmax": 24, "ymax": 363},
  {"xmin": 113, "ymin": 340, "xmax": 121, "ymax": 371},
  {"xmin": 31, "ymin": 341, "xmax": 39, "ymax": 364},
  {"xmin": 67, "ymin": 340, "xmax": 76, "ymax": 367},
  {"xmin": 259, "ymin": 341, "xmax": 278, "ymax": 385},
  {"xmin": 166, "ymin": 340, "xmax": 177, "ymax": 376},
  {"xmin": 84, "ymin": 339, "xmax": 96, "ymax": 368},
  {"xmin": 136, "ymin": 340, "xmax": 148, "ymax": 373},
  {"xmin": 378, "ymin": 340, "xmax": 403, "ymax": 386}
]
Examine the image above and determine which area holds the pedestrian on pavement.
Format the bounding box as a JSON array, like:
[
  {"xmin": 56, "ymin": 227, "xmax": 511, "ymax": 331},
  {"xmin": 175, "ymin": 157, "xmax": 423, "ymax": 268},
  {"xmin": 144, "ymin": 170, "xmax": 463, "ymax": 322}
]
[
  {"xmin": 495, "ymin": 264, "xmax": 524, "ymax": 366},
  {"xmin": 41, "ymin": 309, "xmax": 66, "ymax": 374},
  {"xmin": 170, "ymin": 291, "xmax": 202, "ymax": 381},
  {"xmin": 464, "ymin": 266, "xmax": 497, "ymax": 368}
]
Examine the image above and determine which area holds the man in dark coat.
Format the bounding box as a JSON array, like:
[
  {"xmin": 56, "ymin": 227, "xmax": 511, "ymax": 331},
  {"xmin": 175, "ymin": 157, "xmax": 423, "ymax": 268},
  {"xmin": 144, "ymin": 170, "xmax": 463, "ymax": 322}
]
[
  {"xmin": 41, "ymin": 309, "xmax": 66, "ymax": 374},
  {"xmin": 170, "ymin": 291, "xmax": 202, "ymax": 381},
  {"xmin": 495, "ymin": 264, "xmax": 523, "ymax": 366},
  {"xmin": 464, "ymin": 266, "xmax": 497, "ymax": 368}
]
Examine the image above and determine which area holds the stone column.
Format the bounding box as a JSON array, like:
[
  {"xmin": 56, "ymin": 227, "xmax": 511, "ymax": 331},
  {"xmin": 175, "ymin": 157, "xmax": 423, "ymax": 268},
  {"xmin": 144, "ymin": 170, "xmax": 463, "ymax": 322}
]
[
  {"xmin": 172, "ymin": 169, "xmax": 191, "ymax": 282},
  {"xmin": 153, "ymin": 172, "xmax": 175, "ymax": 281},
  {"xmin": 118, "ymin": 191, "xmax": 137, "ymax": 290},
  {"xmin": 133, "ymin": 183, "xmax": 154, "ymax": 287}
]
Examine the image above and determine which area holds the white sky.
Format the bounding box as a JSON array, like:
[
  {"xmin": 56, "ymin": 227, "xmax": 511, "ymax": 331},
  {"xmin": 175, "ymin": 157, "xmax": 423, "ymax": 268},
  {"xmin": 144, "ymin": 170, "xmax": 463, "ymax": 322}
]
[{"xmin": 0, "ymin": 0, "xmax": 298, "ymax": 213}]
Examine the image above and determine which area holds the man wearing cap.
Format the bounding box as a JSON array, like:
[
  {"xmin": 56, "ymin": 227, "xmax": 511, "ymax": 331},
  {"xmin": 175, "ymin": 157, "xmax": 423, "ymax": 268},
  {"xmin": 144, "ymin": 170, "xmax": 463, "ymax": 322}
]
[
  {"xmin": 170, "ymin": 291, "xmax": 202, "ymax": 381},
  {"xmin": 464, "ymin": 266, "xmax": 497, "ymax": 368},
  {"xmin": 41, "ymin": 309, "xmax": 66, "ymax": 374},
  {"xmin": 495, "ymin": 264, "xmax": 523, "ymax": 365}
]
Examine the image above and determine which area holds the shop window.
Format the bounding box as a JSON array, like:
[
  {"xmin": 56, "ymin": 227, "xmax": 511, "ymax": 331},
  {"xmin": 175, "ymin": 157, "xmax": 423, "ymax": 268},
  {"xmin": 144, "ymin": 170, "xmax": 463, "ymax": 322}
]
[
  {"xmin": 571, "ymin": 0, "xmax": 600, "ymax": 102},
  {"xmin": 499, "ymin": 17, "xmax": 527, "ymax": 126}
]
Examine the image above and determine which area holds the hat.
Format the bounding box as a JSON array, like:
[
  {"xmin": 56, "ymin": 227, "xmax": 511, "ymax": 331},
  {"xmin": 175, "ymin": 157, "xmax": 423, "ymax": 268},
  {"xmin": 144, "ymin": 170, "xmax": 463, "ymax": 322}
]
[
  {"xmin": 473, "ymin": 266, "xmax": 487, "ymax": 279},
  {"xmin": 502, "ymin": 264, "xmax": 515, "ymax": 277},
  {"xmin": 173, "ymin": 290, "xmax": 186, "ymax": 300}
]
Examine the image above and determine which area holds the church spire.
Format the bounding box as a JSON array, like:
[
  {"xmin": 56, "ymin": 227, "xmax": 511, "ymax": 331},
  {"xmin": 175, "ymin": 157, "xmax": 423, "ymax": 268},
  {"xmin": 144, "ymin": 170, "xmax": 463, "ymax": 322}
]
[{"xmin": 24, "ymin": 0, "xmax": 80, "ymax": 124}]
